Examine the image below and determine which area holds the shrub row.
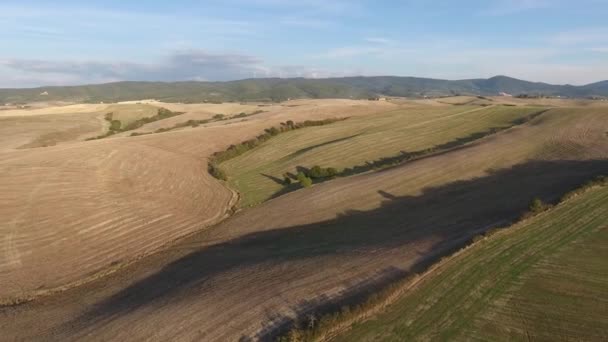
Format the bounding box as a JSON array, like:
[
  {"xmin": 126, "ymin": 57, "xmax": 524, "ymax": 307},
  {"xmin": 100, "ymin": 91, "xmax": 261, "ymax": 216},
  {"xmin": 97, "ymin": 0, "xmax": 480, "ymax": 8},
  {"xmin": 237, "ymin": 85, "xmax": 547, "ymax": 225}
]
[
  {"xmin": 282, "ymin": 166, "xmax": 340, "ymax": 188},
  {"xmin": 130, "ymin": 110, "xmax": 267, "ymax": 137},
  {"xmin": 276, "ymin": 173, "xmax": 608, "ymax": 342},
  {"xmin": 207, "ymin": 118, "xmax": 347, "ymax": 180}
]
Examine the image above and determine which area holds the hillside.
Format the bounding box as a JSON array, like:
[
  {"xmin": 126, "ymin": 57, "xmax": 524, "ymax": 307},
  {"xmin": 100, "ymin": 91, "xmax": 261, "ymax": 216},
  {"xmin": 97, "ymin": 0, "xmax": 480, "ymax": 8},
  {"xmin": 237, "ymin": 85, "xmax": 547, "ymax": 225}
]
[
  {"xmin": 335, "ymin": 181, "xmax": 608, "ymax": 341},
  {"xmin": 2, "ymin": 100, "xmax": 607, "ymax": 341},
  {"xmin": 2, "ymin": 76, "xmax": 608, "ymax": 104}
]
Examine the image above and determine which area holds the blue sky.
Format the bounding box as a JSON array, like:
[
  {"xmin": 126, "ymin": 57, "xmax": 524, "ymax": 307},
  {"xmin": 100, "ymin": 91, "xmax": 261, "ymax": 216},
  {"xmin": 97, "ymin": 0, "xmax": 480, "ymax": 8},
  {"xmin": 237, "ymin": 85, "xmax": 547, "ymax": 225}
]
[{"xmin": 1, "ymin": 0, "xmax": 607, "ymax": 87}]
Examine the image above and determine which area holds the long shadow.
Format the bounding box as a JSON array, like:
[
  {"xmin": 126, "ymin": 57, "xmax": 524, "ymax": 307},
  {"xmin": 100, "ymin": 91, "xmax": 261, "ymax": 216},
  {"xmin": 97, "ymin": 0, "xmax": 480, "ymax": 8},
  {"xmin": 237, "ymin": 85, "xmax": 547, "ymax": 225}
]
[
  {"xmin": 279, "ymin": 134, "xmax": 361, "ymax": 160},
  {"xmin": 62, "ymin": 159, "xmax": 608, "ymax": 337},
  {"xmin": 260, "ymin": 173, "xmax": 285, "ymax": 185},
  {"xmin": 267, "ymin": 109, "xmax": 550, "ymax": 200}
]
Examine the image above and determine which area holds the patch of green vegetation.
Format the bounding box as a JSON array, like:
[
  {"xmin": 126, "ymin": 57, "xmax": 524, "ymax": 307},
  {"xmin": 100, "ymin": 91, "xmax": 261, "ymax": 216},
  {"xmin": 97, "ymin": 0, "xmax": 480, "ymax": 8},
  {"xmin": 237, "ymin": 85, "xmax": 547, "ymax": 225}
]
[
  {"xmin": 208, "ymin": 118, "xmax": 347, "ymax": 184},
  {"xmin": 222, "ymin": 106, "xmax": 547, "ymax": 207},
  {"xmin": 86, "ymin": 107, "xmax": 184, "ymax": 140},
  {"xmin": 303, "ymin": 176, "xmax": 608, "ymax": 342}
]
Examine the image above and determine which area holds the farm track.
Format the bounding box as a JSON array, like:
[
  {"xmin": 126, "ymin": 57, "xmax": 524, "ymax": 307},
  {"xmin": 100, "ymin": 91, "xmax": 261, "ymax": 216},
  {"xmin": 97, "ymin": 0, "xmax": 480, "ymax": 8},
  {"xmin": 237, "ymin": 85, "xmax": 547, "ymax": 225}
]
[{"xmin": 1, "ymin": 105, "xmax": 607, "ymax": 341}]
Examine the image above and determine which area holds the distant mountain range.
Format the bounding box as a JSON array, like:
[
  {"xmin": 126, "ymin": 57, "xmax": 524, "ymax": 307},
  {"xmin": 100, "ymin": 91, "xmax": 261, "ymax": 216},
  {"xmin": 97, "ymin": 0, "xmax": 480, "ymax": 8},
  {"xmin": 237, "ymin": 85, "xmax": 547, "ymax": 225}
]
[{"xmin": 1, "ymin": 76, "xmax": 607, "ymax": 104}]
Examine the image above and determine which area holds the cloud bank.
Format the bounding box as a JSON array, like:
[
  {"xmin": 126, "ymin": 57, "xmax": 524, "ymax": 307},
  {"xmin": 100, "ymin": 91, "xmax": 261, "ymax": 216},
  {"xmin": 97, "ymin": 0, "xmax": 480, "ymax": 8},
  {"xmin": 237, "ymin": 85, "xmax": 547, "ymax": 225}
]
[{"xmin": 0, "ymin": 50, "xmax": 365, "ymax": 87}]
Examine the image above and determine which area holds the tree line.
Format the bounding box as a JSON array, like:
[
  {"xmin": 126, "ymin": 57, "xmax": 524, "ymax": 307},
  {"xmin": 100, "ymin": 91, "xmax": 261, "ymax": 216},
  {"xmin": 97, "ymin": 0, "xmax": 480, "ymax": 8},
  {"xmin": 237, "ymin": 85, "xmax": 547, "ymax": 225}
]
[{"xmin": 207, "ymin": 118, "xmax": 347, "ymax": 181}]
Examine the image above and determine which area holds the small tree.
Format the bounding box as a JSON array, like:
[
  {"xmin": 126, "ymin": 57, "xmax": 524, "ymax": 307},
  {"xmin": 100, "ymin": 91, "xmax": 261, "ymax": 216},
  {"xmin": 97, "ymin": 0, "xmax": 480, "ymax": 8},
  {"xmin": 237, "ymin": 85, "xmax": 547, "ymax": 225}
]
[
  {"xmin": 309, "ymin": 165, "xmax": 324, "ymax": 179},
  {"xmin": 326, "ymin": 167, "xmax": 338, "ymax": 177},
  {"xmin": 297, "ymin": 171, "xmax": 312, "ymax": 188},
  {"xmin": 265, "ymin": 127, "xmax": 280, "ymax": 136},
  {"xmin": 208, "ymin": 163, "xmax": 227, "ymax": 181},
  {"xmin": 213, "ymin": 114, "xmax": 225, "ymax": 120},
  {"xmin": 529, "ymin": 197, "xmax": 545, "ymax": 214},
  {"xmin": 110, "ymin": 120, "xmax": 122, "ymax": 131}
]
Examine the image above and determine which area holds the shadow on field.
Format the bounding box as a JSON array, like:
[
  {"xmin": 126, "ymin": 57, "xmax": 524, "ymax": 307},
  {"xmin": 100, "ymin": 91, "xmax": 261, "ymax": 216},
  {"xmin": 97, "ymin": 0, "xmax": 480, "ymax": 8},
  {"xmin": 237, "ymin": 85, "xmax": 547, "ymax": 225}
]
[{"xmin": 62, "ymin": 159, "xmax": 608, "ymax": 338}]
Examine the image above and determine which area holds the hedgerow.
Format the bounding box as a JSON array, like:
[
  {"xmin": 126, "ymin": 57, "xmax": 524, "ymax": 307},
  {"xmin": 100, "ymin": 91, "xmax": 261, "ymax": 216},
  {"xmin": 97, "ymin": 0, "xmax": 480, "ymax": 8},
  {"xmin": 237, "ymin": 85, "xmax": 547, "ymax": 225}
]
[{"xmin": 207, "ymin": 118, "xmax": 347, "ymax": 181}]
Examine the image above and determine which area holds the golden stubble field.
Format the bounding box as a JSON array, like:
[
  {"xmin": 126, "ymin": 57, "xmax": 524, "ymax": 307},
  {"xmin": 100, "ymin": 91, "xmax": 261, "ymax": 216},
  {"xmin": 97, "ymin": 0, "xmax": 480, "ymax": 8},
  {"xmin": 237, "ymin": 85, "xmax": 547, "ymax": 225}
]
[
  {"xmin": 0, "ymin": 98, "xmax": 397, "ymax": 302},
  {"xmin": 1, "ymin": 97, "xmax": 607, "ymax": 341}
]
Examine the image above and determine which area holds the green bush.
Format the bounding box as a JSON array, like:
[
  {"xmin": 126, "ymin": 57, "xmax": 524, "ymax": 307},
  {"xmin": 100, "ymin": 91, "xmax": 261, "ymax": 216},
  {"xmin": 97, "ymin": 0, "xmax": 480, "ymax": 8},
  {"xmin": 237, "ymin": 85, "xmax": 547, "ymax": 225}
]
[
  {"xmin": 297, "ymin": 172, "xmax": 313, "ymax": 187},
  {"xmin": 265, "ymin": 127, "xmax": 280, "ymax": 136},
  {"xmin": 208, "ymin": 162, "xmax": 227, "ymax": 181},
  {"xmin": 110, "ymin": 120, "xmax": 122, "ymax": 131},
  {"xmin": 307, "ymin": 165, "xmax": 340, "ymax": 179},
  {"xmin": 207, "ymin": 118, "xmax": 346, "ymax": 180},
  {"xmin": 529, "ymin": 197, "xmax": 546, "ymax": 213}
]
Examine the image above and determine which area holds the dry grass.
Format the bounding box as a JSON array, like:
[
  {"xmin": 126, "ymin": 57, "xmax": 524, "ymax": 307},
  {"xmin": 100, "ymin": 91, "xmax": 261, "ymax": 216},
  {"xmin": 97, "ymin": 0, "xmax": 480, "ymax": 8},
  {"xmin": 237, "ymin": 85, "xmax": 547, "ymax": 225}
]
[
  {"xmin": 0, "ymin": 103, "xmax": 170, "ymax": 150},
  {"xmin": 0, "ymin": 112, "xmax": 104, "ymax": 150},
  {"xmin": 0, "ymin": 99, "xmax": 394, "ymax": 302},
  {"xmin": 0, "ymin": 103, "xmax": 108, "ymax": 117}
]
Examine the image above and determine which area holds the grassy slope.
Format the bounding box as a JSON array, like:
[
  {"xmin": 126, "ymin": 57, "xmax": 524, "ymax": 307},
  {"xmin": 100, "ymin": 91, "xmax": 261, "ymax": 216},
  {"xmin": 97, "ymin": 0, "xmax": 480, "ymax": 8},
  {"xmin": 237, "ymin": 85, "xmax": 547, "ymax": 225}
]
[
  {"xmin": 336, "ymin": 185, "xmax": 608, "ymax": 342},
  {"xmin": 221, "ymin": 105, "xmax": 545, "ymax": 206}
]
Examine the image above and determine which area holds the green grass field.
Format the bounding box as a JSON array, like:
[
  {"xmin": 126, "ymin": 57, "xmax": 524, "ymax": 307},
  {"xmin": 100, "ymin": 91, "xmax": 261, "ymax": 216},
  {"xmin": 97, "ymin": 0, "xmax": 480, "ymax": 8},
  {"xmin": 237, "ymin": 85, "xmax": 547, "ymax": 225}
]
[
  {"xmin": 221, "ymin": 105, "xmax": 546, "ymax": 207},
  {"xmin": 335, "ymin": 184, "xmax": 608, "ymax": 341}
]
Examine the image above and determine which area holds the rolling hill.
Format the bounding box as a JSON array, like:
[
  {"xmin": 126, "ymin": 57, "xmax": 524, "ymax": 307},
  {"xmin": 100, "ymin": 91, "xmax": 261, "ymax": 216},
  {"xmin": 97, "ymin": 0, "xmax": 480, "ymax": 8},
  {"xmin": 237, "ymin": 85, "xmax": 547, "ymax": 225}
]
[
  {"xmin": 2, "ymin": 99, "xmax": 607, "ymax": 341},
  {"xmin": 335, "ymin": 181, "xmax": 608, "ymax": 341},
  {"xmin": 1, "ymin": 75, "xmax": 608, "ymax": 104}
]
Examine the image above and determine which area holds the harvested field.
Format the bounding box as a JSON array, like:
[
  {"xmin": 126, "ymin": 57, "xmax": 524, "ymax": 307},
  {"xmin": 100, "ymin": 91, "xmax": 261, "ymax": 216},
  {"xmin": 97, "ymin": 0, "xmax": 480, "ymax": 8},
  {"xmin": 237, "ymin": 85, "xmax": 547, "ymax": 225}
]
[
  {"xmin": 0, "ymin": 103, "xmax": 168, "ymax": 150},
  {"xmin": 0, "ymin": 112, "xmax": 104, "ymax": 150},
  {"xmin": 221, "ymin": 105, "xmax": 546, "ymax": 206},
  {"xmin": 118, "ymin": 100, "xmax": 263, "ymax": 115},
  {"xmin": 0, "ymin": 99, "xmax": 396, "ymax": 301},
  {"xmin": 2, "ymin": 103, "xmax": 607, "ymax": 341},
  {"xmin": 336, "ymin": 183, "xmax": 608, "ymax": 341},
  {"xmin": 0, "ymin": 103, "xmax": 108, "ymax": 117}
]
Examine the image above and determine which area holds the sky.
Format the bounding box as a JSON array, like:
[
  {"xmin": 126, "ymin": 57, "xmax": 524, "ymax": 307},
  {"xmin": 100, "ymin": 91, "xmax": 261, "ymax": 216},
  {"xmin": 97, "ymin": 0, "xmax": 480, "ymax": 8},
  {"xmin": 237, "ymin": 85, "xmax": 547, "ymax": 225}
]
[{"xmin": 1, "ymin": 0, "xmax": 608, "ymax": 88}]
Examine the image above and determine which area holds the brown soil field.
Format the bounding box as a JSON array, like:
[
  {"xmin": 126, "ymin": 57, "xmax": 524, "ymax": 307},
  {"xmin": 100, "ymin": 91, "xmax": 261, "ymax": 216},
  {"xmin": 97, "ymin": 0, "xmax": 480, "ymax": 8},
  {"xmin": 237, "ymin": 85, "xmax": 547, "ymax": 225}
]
[
  {"xmin": 0, "ymin": 112, "xmax": 105, "ymax": 150},
  {"xmin": 1, "ymin": 100, "xmax": 607, "ymax": 341},
  {"xmin": 0, "ymin": 99, "xmax": 396, "ymax": 302},
  {"xmin": 0, "ymin": 103, "xmax": 109, "ymax": 117}
]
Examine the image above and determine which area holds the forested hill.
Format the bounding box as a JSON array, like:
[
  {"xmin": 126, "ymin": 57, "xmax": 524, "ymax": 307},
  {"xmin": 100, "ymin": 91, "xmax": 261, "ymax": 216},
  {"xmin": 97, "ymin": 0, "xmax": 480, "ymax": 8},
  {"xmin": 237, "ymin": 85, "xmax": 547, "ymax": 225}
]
[{"xmin": 2, "ymin": 75, "xmax": 607, "ymax": 103}]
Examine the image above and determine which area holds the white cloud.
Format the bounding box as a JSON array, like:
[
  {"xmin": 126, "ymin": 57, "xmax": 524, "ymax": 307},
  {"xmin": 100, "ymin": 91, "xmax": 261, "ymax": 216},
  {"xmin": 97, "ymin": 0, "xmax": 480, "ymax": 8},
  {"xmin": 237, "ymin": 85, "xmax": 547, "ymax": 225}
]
[
  {"xmin": 551, "ymin": 28, "xmax": 608, "ymax": 45},
  {"xmin": 364, "ymin": 37, "xmax": 395, "ymax": 45},
  {"xmin": 0, "ymin": 51, "xmax": 263, "ymax": 85},
  {"xmin": 589, "ymin": 47, "xmax": 608, "ymax": 52},
  {"xmin": 0, "ymin": 50, "xmax": 370, "ymax": 87}
]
